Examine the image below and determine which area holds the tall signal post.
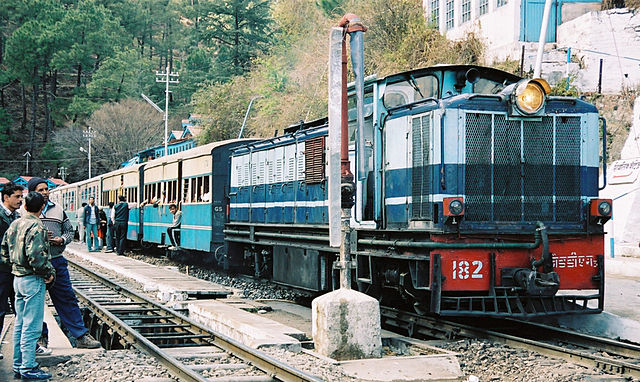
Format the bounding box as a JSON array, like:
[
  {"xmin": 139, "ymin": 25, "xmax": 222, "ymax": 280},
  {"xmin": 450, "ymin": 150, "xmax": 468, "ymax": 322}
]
[
  {"xmin": 156, "ymin": 64, "xmax": 179, "ymax": 157},
  {"xmin": 83, "ymin": 126, "xmax": 96, "ymax": 178}
]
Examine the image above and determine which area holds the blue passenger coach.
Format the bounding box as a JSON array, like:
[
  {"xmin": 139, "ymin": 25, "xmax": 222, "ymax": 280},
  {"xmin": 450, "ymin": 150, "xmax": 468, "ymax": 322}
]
[{"xmin": 139, "ymin": 139, "xmax": 257, "ymax": 259}]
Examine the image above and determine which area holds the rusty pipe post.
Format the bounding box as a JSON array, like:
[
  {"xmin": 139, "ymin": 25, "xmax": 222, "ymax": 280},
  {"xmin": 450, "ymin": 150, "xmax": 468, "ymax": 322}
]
[
  {"xmin": 334, "ymin": 14, "xmax": 367, "ymax": 290},
  {"xmin": 337, "ymin": 13, "xmax": 367, "ymax": 182}
]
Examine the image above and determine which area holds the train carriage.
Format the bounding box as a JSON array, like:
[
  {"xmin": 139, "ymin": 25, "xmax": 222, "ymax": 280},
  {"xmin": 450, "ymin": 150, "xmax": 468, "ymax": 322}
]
[
  {"xmin": 225, "ymin": 64, "xmax": 611, "ymax": 317},
  {"xmin": 49, "ymin": 182, "xmax": 80, "ymax": 235},
  {"xmin": 102, "ymin": 164, "xmax": 143, "ymax": 241},
  {"xmin": 139, "ymin": 139, "xmax": 257, "ymax": 258}
]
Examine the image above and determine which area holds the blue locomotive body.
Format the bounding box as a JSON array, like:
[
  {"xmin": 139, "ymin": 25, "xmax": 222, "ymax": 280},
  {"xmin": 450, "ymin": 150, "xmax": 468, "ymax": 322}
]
[{"xmin": 224, "ymin": 64, "xmax": 609, "ymax": 317}]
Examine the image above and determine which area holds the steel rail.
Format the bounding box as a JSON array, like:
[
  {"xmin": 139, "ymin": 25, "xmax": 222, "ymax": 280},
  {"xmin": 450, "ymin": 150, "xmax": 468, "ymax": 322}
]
[
  {"xmin": 381, "ymin": 307, "xmax": 640, "ymax": 378},
  {"xmin": 68, "ymin": 259, "xmax": 323, "ymax": 382}
]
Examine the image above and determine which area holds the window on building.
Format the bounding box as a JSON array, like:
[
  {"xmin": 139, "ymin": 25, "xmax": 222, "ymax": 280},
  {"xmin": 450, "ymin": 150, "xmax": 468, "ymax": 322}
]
[
  {"xmin": 446, "ymin": 0, "xmax": 454, "ymax": 29},
  {"xmin": 461, "ymin": 0, "xmax": 471, "ymax": 23},
  {"xmin": 496, "ymin": 0, "xmax": 507, "ymax": 7},
  {"xmin": 478, "ymin": 0, "xmax": 488, "ymax": 15},
  {"xmin": 430, "ymin": 0, "xmax": 439, "ymax": 27}
]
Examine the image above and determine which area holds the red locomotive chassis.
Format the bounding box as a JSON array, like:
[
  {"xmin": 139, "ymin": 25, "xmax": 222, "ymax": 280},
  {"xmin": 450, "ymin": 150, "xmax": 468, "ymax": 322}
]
[{"xmin": 436, "ymin": 235, "xmax": 603, "ymax": 291}]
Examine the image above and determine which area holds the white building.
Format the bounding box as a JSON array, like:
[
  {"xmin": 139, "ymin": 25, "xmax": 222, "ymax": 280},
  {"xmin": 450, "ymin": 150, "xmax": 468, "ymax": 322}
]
[
  {"xmin": 423, "ymin": 0, "xmax": 601, "ymax": 60},
  {"xmin": 602, "ymin": 97, "xmax": 640, "ymax": 258},
  {"xmin": 423, "ymin": 0, "xmax": 640, "ymax": 93}
]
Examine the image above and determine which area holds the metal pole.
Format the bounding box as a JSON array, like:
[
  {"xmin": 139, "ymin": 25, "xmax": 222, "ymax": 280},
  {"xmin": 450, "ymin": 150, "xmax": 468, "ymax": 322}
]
[
  {"xmin": 83, "ymin": 127, "xmax": 96, "ymax": 179},
  {"xmin": 155, "ymin": 65, "xmax": 179, "ymax": 157},
  {"xmin": 534, "ymin": 0, "xmax": 554, "ymax": 78},
  {"xmin": 164, "ymin": 65, "xmax": 169, "ymax": 156},
  {"xmin": 238, "ymin": 96, "xmax": 261, "ymax": 139},
  {"xmin": 598, "ymin": 59, "xmax": 603, "ymax": 93},
  {"xmin": 89, "ymin": 132, "xmax": 92, "ymax": 178},
  {"xmin": 23, "ymin": 151, "xmax": 31, "ymax": 175},
  {"xmin": 520, "ymin": 45, "xmax": 525, "ymax": 77}
]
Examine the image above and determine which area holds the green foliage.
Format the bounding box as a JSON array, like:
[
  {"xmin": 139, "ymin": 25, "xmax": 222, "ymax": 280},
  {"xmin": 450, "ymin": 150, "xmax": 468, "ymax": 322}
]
[
  {"xmin": 176, "ymin": 47, "xmax": 216, "ymax": 104},
  {"xmin": 194, "ymin": 77, "xmax": 254, "ymax": 141},
  {"xmin": 550, "ymin": 76, "xmax": 580, "ymax": 97},
  {"xmin": 67, "ymin": 95, "xmax": 100, "ymax": 121},
  {"xmin": 316, "ymin": 0, "xmax": 344, "ymax": 16},
  {"xmin": 352, "ymin": 0, "xmax": 484, "ymax": 76},
  {"xmin": 198, "ymin": 0, "xmax": 274, "ymax": 82},
  {"xmin": 87, "ymin": 49, "xmax": 155, "ymax": 102},
  {"xmin": 490, "ymin": 59, "xmax": 522, "ymax": 76},
  {"xmin": 0, "ymin": 108, "xmax": 14, "ymax": 151}
]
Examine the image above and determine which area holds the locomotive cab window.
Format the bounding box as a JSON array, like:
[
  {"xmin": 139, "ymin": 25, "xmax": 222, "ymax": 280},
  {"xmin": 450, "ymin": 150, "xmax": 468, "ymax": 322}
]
[{"xmin": 383, "ymin": 75, "xmax": 438, "ymax": 108}]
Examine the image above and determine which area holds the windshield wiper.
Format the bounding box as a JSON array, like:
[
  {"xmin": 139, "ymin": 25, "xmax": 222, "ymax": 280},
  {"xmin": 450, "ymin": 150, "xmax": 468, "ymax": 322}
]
[{"xmin": 409, "ymin": 74, "xmax": 424, "ymax": 99}]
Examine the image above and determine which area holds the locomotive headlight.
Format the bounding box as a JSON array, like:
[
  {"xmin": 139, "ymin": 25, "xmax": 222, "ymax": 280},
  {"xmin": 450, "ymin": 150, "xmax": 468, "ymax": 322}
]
[
  {"xmin": 449, "ymin": 199, "xmax": 463, "ymax": 215},
  {"xmin": 444, "ymin": 197, "xmax": 464, "ymax": 217},
  {"xmin": 589, "ymin": 198, "xmax": 612, "ymax": 224},
  {"xmin": 597, "ymin": 200, "xmax": 612, "ymax": 216},
  {"xmin": 511, "ymin": 79, "xmax": 550, "ymax": 116}
]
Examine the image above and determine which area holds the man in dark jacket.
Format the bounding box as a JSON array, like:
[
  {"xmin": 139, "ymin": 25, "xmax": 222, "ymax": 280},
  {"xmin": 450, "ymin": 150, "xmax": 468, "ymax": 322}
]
[
  {"xmin": 28, "ymin": 177, "xmax": 100, "ymax": 349},
  {"xmin": 0, "ymin": 182, "xmax": 23, "ymax": 360},
  {"xmin": 1, "ymin": 191, "xmax": 55, "ymax": 380},
  {"xmin": 83, "ymin": 197, "xmax": 100, "ymax": 252},
  {"xmin": 114, "ymin": 195, "xmax": 130, "ymax": 256}
]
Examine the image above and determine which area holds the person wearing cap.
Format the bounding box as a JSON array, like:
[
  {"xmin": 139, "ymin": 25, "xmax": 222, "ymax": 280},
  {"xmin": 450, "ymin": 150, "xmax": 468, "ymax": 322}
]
[
  {"xmin": 0, "ymin": 182, "xmax": 24, "ymax": 360},
  {"xmin": 27, "ymin": 177, "xmax": 100, "ymax": 350}
]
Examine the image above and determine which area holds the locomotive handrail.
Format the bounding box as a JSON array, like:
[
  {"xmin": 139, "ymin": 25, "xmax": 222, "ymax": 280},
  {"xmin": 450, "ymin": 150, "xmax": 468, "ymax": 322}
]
[
  {"xmin": 599, "ymin": 116, "xmax": 607, "ymax": 191},
  {"xmin": 386, "ymin": 97, "xmax": 439, "ymax": 114},
  {"xmin": 358, "ymin": 221, "xmax": 546, "ymax": 251},
  {"xmin": 546, "ymin": 95, "xmax": 578, "ymax": 104},
  {"xmin": 467, "ymin": 94, "xmax": 505, "ymax": 101}
]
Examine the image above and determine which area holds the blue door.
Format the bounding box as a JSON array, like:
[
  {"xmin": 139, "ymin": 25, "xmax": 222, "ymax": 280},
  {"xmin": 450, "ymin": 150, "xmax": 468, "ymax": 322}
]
[{"xmin": 521, "ymin": 0, "xmax": 558, "ymax": 42}]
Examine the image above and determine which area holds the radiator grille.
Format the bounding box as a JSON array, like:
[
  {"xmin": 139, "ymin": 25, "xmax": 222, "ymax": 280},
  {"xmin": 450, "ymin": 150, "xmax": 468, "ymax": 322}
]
[
  {"xmin": 412, "ymin": 115, "xmax": 432, "ymax": 219},
  {"xmin": 465, "ymin": 113, "xmax": 582, "ymax": 223}
]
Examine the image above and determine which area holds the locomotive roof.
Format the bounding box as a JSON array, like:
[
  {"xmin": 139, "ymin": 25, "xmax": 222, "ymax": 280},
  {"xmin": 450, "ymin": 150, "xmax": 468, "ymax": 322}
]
[{"xmin": 381, "ymin": 64, "xmax": 522, "ymax": 85}]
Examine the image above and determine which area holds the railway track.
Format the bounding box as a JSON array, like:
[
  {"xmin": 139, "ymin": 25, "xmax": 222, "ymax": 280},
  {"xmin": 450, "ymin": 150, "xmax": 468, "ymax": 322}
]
[
  {"xmin": 381, "ymin": 307, "xmax": 640, "ymax": 379},
  {"xmin": 67, "ymin": 259, "xmax": 323, "ymax": 382}
]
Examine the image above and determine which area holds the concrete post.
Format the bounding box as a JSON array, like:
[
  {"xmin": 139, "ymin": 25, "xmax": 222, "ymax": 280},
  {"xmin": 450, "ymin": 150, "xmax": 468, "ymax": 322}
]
[{"xmin": 312, "ymin": 15, "xmax": 382, "ymax": 362}]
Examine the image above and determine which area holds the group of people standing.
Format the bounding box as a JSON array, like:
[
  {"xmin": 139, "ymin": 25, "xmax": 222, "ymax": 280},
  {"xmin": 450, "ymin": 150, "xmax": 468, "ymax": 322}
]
[
  {"xmin": 77, "ymin": 195, "xmax": 130, "ymax": 256},
  {"xmin": 0, "ymin": 178, "xmax": 101, "ymax": 381}
]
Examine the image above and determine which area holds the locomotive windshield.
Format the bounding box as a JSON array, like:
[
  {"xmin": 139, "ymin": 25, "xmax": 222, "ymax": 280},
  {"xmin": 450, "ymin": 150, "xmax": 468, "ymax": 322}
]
[{"xmin": 382, "ymin": 66, "xmax": 520, "ymax": 108}]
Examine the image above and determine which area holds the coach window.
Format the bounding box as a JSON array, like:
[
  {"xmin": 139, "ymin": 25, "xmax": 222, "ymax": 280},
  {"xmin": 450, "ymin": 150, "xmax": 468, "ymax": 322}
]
[
  {"xmin": 202, "ymin": 176, "xmax": 210, "ymax": 202},
  {"xmin": 182, "ymin": 179, "xmax": 190, "ymax": 203},
  {"xmin": 190, "ymin": 178, "xmax": 197, "ymax": 203}
]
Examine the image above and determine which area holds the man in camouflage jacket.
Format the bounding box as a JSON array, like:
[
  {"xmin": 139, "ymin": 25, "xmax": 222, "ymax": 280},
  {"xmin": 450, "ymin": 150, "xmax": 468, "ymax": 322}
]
[{"xmin": 1, "ymin": 191, "xmax": 54, "ymax": 380}]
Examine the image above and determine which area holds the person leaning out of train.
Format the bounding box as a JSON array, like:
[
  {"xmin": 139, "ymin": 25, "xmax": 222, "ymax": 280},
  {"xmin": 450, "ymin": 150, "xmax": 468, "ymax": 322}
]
[
  {"xmin": 1, "ymin": 191, "xmax": 55, "ymax": 381},
  {"xmin": 167, "ymin": 204, "xmax": 182, "ymax": 250}
]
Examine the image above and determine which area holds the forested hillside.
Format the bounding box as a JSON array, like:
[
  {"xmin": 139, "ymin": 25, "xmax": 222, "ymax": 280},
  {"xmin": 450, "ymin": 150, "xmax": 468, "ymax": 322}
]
[{"xmin": 0, "ymin": 0, "xmax": 485, "ymax": 183}]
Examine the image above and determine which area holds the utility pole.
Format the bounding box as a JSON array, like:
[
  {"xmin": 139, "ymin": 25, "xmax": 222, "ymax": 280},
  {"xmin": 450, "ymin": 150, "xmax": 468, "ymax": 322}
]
[
  {"xmin": 155, "ymin": 64, "xmax": 179, "ymax": 157},
  {"xmin": 58, "ymin": 167, "xmax": 67, "ymax": 182},
  {"xmin": 83, "ymin": 126, "xmax": 96, "ymax": 178},
  {"xmin": 23, "ymin": 151, "xmax": 31, "ymax": 175}
]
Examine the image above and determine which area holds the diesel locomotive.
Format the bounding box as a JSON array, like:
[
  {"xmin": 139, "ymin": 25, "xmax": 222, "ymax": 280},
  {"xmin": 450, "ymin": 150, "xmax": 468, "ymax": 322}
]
[{"xmin": 50, "ymin": 64, "xmax": 611, "ymax": 318}]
